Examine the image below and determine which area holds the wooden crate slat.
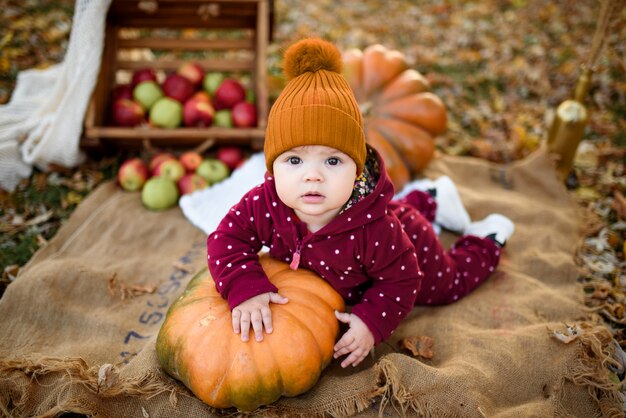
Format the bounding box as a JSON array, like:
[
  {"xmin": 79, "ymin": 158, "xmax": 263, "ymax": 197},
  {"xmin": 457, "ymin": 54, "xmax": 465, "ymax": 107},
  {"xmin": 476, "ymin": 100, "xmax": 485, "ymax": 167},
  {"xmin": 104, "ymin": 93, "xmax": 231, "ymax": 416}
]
[
  {"xmin": 83, "ymin": 136, "xmax": 264, "ymax": 150},
  {"xmin": 108, "ymin": 2, "xmax": 259, "ymax": 17},
  {"xmin": 117, "ymin": 38, "xmax": 254, "ymax": 51},
  {"xmin": 85, "ymin": 25, "xmax": 119, "ymax": 129},
  {"xmin": 108, "ymin": 0, "xmax": 261, "ymax": 14},
  {"xmin": 255, "ymin": 0, "xmax": 269, "ymax": 129},
  {"xmin": 86, "ymin": 126, "xmax": 265, "ymax": 139},
  {"xmin": 115, "ymin": 58, "xmax": 255, "ymax": 72},
  {"xmin": 110, "ymin": 7, "xmax": 259, "ymax": 17},
  {"xmin": 109, "ymin": 17, "xmax": 257, "ymax": 29}
]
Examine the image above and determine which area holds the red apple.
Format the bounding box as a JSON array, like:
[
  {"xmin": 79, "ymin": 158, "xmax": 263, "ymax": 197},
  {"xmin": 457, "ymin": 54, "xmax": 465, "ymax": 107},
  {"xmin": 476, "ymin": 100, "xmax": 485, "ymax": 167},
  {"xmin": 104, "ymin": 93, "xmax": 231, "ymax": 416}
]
[
  {"xmin": 191, "ymin": 90, "xmax": 212, "ymax": 105},
  {"xmin": 117, "ymin": 158, "xmax": 149, "ymax": 192},
  {"xmin": 183, "ymin": 96, "xmax": 215, "ymax": 127},
  {"xmin": 112, "ymin": 84, "xmax": 133, "ymax": 102},
  {"xmin": 231, "ymin": 101, "xmax": 257, "ymax": 128},
  {"xmin": 112, "ymin": 98, "xmax": 145, "ymax": 127},
  {"xmin": 216, "ymin": 146, "xmax": 245, "ymax": 171},
  {"xmin": 179, "ymin": 151, "xmax": 203, "ymax": 172},
  {"xmin": 235, "ymin": 157, "xmax": 248, "ymax": 169},
  {"xmin": 177, "ymin": 173, "xmax": 209, "ymax": 195},
  {"xmin": 153, "ymin": 158, "xmax": 186, "ymax": 182},
  {"xmin": 214, "ymin": 78, "xmax": 246, "ymax": 110},
  {"xmin": 149, "ymin": 152, "xmax": 176, "ymax": 173},
  {"xmin": 162, "ymin": 73, "xmax": 195, "ymax": 104},
  {"xmin": 131, "ymin": 68, "xmax": 158, "ymax": 88},
  {"xmin": 177, "ymin": 62, "xmax": 204, "ymax": 88}
]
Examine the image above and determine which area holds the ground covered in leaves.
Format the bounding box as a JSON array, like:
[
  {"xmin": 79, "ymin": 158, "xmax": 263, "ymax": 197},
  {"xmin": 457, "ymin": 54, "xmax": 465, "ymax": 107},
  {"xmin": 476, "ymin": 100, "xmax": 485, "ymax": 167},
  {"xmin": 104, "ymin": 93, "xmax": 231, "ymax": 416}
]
[{"xmin": 1, "ymin": 0, "xmax": 625, "ymax": 387}]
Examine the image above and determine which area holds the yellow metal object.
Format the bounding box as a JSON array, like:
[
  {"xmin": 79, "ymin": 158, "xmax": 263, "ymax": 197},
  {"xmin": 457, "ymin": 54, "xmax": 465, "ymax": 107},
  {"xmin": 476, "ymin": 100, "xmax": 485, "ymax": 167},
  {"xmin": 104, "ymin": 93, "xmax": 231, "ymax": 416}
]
[{"xmin": 547, "ymin": 66, "xmax": 592, "ymax": 180}]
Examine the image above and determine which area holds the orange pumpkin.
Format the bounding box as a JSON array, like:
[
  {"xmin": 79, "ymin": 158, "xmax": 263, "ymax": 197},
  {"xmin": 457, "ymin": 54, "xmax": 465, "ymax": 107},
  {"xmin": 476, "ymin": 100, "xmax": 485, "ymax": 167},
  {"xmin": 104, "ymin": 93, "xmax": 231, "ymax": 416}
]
[
  {"xmin": 156, "ymin": 255, "xmax": 345, "ymax": 411},
  {"xmin": 342, "ymin": 44, "xmax": 447, "ymax": 190}
]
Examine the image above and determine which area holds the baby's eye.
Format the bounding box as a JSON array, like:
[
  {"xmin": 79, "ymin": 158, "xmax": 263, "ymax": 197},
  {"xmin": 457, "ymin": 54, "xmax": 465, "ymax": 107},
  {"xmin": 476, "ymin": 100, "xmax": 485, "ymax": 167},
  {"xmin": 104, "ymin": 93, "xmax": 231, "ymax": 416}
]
[
  {"xmin": 288, "ymin": 156, "xmax": 302, "ymax": 165},
  {"xmin": 327, "ymin": 157, "xmax": 340, "ymax": 166}
]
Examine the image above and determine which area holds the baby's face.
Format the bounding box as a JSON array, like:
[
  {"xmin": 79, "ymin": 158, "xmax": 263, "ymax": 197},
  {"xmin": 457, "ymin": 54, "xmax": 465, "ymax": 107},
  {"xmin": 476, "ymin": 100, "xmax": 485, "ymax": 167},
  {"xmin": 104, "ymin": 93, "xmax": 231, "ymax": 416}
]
[{"xmin": 273, "ymin": 145, "xmax": 357, "ymax": 230}]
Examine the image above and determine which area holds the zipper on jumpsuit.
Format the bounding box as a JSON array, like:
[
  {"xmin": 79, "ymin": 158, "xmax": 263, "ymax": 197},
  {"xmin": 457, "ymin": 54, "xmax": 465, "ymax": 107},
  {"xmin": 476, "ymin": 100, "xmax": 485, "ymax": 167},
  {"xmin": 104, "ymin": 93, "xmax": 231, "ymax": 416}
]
[{"xmin": 290, "ymin": 240, "xmax": 302, "ymax": 270}]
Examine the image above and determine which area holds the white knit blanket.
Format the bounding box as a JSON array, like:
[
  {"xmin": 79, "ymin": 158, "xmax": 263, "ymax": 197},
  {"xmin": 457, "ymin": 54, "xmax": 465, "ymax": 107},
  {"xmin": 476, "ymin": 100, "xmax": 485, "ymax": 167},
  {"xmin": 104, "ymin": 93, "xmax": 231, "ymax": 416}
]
[
  {"xmin": 0, "ymin": 0, "xmax": 112, "ymax": 191},
  {"xmin": 180, "ymin": 153, "xmax": 268, "ymax": 235}
]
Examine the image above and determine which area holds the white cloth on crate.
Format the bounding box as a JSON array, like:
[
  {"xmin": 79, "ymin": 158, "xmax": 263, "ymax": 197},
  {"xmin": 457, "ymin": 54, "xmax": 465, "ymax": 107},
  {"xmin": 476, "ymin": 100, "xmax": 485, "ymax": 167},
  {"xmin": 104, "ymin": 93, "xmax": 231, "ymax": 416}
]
[
  {"xmin": 180, "ymin": 152, "xmax": 442, "ymax": 236},
  {"xmin": 0, "ymin": 0, "xmax": 112, "ymax": 191},
  {"xmin": 180, "ymin": 153, "xmax": 269, "ymax": 236}
]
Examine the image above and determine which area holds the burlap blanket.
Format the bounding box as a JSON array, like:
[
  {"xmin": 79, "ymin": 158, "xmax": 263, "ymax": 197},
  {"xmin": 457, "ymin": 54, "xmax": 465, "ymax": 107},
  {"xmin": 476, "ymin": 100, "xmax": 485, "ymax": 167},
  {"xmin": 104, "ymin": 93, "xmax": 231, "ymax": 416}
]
[{"xmin": 0, "ymin": 149, "xmax": 620, "ymax": 417}]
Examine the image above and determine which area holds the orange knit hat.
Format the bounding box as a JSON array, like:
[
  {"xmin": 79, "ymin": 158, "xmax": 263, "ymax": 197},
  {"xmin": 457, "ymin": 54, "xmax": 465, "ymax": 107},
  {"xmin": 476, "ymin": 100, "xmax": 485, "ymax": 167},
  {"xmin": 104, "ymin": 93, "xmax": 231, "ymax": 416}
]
[{"xmin": 264, "ymin": 38, "xmax": 366, "ymax": 174}]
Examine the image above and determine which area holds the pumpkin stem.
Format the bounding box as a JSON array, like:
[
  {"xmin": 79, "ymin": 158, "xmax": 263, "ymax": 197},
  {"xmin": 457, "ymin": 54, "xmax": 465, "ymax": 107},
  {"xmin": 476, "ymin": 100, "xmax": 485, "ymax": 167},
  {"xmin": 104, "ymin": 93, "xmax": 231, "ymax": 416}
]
[{"xmin": 360, "ymin": 101, "xmax": 373, "ymax": 117}]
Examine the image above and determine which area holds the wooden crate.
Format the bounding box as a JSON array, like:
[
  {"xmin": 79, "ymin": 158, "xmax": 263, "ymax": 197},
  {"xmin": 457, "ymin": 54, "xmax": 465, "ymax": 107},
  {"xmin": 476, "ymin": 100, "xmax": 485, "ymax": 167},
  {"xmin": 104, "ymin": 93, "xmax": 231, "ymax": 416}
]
[{"xmin": 82, "ymin": 0, "xmax": 273, "ymax": 151}]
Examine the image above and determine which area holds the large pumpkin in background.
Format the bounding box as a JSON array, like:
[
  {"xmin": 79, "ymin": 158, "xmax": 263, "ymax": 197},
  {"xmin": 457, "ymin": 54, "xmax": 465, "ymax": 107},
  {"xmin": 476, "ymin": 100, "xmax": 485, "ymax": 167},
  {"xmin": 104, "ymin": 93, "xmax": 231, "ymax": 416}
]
[
  {"xmin": 156, "ymin": 255, "xmax": 345, "ymax": 411},
  {"xmin": 342, "ymin": 44, "xmax": 447, "ymax": 190}
]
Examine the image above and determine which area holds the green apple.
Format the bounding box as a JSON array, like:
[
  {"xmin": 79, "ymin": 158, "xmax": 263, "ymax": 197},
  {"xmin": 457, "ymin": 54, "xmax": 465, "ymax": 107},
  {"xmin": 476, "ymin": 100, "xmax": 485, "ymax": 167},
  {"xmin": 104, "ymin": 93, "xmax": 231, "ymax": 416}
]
[
  {"xmin": 153, "ymin": 158, "xmax": 186, "ymax": 182},
  {"xmin": 213, "ymin": 109, "xmax": 233, "ymax": 128},
  {"xmin": 196, "ymin": 158, "xmax": 230, "ymax": 184},
  {"xmin": 150, "ymin": 97, "xmax": 183, "ymax": 128},
  {"xmin": 203, "ymin": 72, "xmax": 225, "ymax": 95},
  {"xmin": 141, "ymin": 177, "xmax": 179, "ymax": 211},
  {"xmin": 133, "ymin": 81, "xmax": 163, "ymax": 110},
  {"xmin": 245, "ymin": 88, "xmax": 256, "ymax": 104}
]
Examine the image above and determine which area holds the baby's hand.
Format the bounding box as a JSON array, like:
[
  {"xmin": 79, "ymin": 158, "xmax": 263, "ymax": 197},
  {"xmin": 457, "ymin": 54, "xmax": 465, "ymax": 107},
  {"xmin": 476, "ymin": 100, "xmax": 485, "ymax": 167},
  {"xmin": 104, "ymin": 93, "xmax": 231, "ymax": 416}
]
[
  {"xmin": 333, "ymin": 311, "xmax": 375, "ymax": 368},
  {"xmin": 232, "ymin": 292, "xmax": 288, "ymax": 342}
]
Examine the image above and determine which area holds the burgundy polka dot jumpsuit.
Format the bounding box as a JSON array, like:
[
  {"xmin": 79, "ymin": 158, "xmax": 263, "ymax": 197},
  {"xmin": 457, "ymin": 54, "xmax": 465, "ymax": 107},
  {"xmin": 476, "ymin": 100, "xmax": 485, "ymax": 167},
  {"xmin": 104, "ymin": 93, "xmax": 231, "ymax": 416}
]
[{"xmin": 207, "ymin": 148, "xmax": 502, "ymax": 344}]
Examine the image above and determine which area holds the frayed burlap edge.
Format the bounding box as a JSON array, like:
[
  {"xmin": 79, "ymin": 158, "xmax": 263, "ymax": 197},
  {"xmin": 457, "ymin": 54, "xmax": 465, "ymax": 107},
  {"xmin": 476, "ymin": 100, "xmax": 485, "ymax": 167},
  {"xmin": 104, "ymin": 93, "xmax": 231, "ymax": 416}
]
[
  {"xmin": 356, "ymin": 323, "xmax": 625, "ymax": 418},
  {"xmin": 0, "ymin": 355, "xmax": 411, "ymax": 418},
  {"xmin": 2, "ymin": 330, "xmax": 623, "ymax": 418},
  {"xmin": 0, "ymin": 356, "xmax": 192, "ymax": 417},
  {"xmin": 564, "ymin": 198, "xmax": 625, "ymax": 417},
  {"xmin": 374, "ymin": 356, "xmax": 463, "ymax": 418},
  {"xmin": 556, "ymin": 322, "xmax": 624, "ymax": 418},
  {"xmin": 0, "ymin": 354, "xmax": 384, "ymax": 418},
  {"xmin": 260, "ymin": 387, "xmax": 384, "ymax": 418}
]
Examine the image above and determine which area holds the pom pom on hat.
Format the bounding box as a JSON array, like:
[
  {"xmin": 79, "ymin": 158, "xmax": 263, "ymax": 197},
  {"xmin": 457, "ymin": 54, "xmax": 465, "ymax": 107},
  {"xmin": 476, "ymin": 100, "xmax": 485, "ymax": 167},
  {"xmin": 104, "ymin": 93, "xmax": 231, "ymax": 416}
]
[
  {"xmin": 265, "ymin": 38, "xmax": 366, "ymax": 175},
  {"xmin": 283, "ymin": 38, "xmax": 343, "ymax": 80}
]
